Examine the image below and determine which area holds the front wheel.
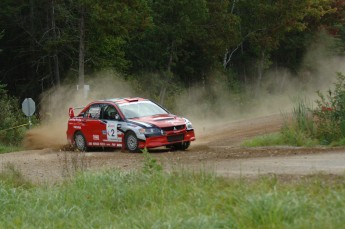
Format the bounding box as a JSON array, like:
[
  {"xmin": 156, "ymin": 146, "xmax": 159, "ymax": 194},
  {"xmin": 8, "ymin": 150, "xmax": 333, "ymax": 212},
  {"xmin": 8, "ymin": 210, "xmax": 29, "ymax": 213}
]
[
  {"xmin": 179, "ymin": 141, "xmax": 190, "ymax": 150},
  {"xmin": 169, "ymin": 141, "xmax": 190, "ymax": 151},
  {"xmin": 74, "ymin": 131, "xmax": 87, "ymax": 151},
  {"xmin": 125, "ymin": 131, "xmax": 139, "ymax": 152}
]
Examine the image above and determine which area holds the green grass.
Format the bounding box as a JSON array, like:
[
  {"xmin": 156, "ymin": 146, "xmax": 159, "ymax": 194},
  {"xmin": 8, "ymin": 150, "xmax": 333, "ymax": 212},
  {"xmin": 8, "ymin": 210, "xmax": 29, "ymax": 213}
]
[
  {"xmin": 242, "ymin": 130, "xmax": 318, "ymax": 147},
  {"xmin": 0, "ymin": 143, "xmax": 21, "ymax": 154},
  {"xmin": 0, "ymin": 165, "xmax": 344, "ymax": 228},
  {"xmin": 242, "ymin": 133, "xmax": 286, "ymax": 147}
]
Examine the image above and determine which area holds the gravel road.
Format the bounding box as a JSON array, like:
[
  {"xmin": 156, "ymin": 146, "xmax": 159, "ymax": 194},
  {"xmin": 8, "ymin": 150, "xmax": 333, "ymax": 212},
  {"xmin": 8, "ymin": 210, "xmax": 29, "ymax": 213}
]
[{"xmin": 1, "ymin": 114, "xmax": 344, "ymax": 184}]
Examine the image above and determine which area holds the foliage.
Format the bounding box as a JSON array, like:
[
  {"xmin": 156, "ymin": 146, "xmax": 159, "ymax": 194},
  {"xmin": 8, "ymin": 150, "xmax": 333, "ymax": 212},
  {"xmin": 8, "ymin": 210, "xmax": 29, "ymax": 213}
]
[
  {"xmin": 0, "ymin": 0, "xmax": 341, "ymax": 107},
  {"xmin": 141, "ymin": 148, "xmax": 162, "ymax": 173},
  {"xmin": 0, "ymin": 163, "xmax": 32, "ymax": 188},
  {"xmin": 243, "ymin": 97, "xmax": 318, "ymax": 147},
  {"xmin": 247, "ymin": 75, "xmax": 345, "ymax": 147},
  {"xmin": 0, "ymin": 168, "xmax": 344, "ymax": 228},
  {"xmin": 0, "ymin": 143, "xmax": 22, "ymax": 154},
  {"xmin": 313, "ymin": 72, "xmax": 345, "ymax": 144},
  {"xmin": 0, "ymin": 83, "xmax": 28, "ymax": 145},
  {"xmin": 241, "ymin": 133, "xmax": 286, "ymax": 147}
]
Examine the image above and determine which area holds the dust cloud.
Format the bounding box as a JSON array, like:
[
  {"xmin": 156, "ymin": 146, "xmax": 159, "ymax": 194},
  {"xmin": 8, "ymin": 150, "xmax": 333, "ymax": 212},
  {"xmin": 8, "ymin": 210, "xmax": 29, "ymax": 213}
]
[
  {"xmin": 176, "ymin": 31, "xmax": 345, "ymax": 139},
  {"xmin": 23, "ymin": 70, "xmax": 135, "ymax": 149},
  {"xmin": 23, "ymin": 32, "xmax": 345, "ymax": 149}
]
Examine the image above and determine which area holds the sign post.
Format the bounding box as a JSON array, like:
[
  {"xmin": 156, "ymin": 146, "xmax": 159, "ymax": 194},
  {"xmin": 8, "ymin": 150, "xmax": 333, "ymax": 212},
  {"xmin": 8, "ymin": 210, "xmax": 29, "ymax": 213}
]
[{"xmin": 22, "ymin": 98, "xmax": 36, "ymax": 128}]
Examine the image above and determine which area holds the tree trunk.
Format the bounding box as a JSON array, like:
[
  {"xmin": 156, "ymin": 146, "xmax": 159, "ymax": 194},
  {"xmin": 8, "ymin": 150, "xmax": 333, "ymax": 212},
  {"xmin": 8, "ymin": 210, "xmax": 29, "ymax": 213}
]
[
  {"xmin": 51, "ymin": 0, "xmax": 60, "ymax": 87},
  {"xmin": 78, "ymin": 6, "xmax": 85, "ymax": 92},
  {"xmin": 29, "ymin": 0, "xmax": 36, "ymax": 88},
  {"xmin": 255, "ymin": 50, "xmax": 265, "ymax": 96},
  {"xmin": 159, "ymin": 52, "xmax": 173, "ymax": 105}
]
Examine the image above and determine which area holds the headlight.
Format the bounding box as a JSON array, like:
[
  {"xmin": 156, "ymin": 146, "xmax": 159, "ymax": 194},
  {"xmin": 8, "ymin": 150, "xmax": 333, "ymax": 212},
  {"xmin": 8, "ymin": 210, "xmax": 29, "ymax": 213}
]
[
  {"xmin": 139, "ymin": 127, "xmax": 163, "ymax": 135},
  {"xmin": 184, "ymin": 118, "xmax": 193, "ymax": 130}
]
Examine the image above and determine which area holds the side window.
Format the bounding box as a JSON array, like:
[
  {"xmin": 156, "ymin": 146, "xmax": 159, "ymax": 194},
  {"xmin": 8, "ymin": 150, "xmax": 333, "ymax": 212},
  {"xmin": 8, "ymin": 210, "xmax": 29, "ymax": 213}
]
[
  {"xmin": 84, "ymin": 104, "xmax": 101, "ymax": 119},
  {"xmin": 103, "ymin": 105, "xmax": 120, "ymax": 120}
]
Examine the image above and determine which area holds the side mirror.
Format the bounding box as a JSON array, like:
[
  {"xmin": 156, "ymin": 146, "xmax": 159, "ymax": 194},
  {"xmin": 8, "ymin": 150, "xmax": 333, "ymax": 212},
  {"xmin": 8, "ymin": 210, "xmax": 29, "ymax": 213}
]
[{"xmin": 69, "ymin": 108, "xmax": 75, "ymax": 118}]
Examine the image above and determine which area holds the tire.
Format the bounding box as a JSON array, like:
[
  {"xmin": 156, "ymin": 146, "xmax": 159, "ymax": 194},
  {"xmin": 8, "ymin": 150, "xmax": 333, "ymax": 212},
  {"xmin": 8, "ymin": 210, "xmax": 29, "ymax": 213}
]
[
  {"xmin": 74, "ymin": 132, "xmax": 87, "ymax": 151},
  {"xmin": 125, "ymin": 131, "xmax": 139, "ymax": 152},
  {"xmin": 170, "ymin": 141, "xmax": 190, "ymax": 151},
  {"xmin": 180, "ymin": 141, "xmax": 190, "ymax": 150}
]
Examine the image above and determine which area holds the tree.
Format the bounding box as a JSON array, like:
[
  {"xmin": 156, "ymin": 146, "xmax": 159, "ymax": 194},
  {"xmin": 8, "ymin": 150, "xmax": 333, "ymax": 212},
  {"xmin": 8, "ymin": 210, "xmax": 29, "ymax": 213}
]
[
  {"xmin": 127, "ymin": 0, "xmax": 241, "ymax": 104},
  {"xmin": 235, "ymin": 0, "xmax": 334, "ymax": 95},
  {"xmin": 0, "ymin": 0, "xmax": 151, "ymax": 99}
]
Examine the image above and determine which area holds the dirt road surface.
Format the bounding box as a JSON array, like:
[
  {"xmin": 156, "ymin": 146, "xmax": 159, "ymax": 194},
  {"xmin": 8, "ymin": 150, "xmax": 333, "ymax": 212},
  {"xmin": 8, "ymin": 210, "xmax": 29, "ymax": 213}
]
[{"xmin": 1, "ymin": 114, "xmax": 344, "ymax": 184}]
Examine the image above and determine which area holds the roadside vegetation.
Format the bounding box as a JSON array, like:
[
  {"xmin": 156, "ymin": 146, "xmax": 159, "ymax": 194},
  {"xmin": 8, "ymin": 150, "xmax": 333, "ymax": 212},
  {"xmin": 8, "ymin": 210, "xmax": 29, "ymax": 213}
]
[
  {"xmin": 243, "ymin": 73, "xmax": 345, "ymax": 147},
  {"xmin": 0, "ymin": 155, "xmax": 344, "ymax": 228},
  {"xmin": 0, "ymin": 144, "xmax": 21, "ymax": 154},
  {"xmin": 0, "ymin": 84, "xmax": 27, "ymax": 151}
]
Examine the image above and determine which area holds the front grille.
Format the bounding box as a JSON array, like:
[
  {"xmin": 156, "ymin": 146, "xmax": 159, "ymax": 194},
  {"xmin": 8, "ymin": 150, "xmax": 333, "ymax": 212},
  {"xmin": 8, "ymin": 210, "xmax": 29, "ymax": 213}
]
[
  {"xmin": 162, "ymin": 125, "xmax": 185, "ymax": 132},
  {"xmin": 167, "ymin": 134, "xmax": 184, "ymax": 142}
]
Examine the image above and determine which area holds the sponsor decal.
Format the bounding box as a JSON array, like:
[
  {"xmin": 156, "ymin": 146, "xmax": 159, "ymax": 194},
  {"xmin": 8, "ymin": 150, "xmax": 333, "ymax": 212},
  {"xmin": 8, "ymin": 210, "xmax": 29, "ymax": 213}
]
[
  {"xmin": 73, "ymin": 126, "xmax": 82, "ymax": 129},
  {"xmin": 93, "ymin": 135, "xmax": 99, "ymax": 140},
  {"xmin": 130, "ymin": 120, "xmax": 152, "ymax": 128},
  {"xmin": 102, "ymin": 130, "xmax": 107, "ymax": 135},
  {"xmin": 107, "ymin": 121, "xmax": 120, "ymax": 141},
  {"xmin": 93, "ymin": 142, "xmax": 100, "ymax": 146}
]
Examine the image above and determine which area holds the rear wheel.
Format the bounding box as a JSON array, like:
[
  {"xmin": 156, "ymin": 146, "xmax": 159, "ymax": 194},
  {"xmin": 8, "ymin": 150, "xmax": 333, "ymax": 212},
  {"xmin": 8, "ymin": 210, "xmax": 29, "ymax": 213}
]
[
  {"xmin": 125, "ymin": 131, "xmax": 139, "ymax": 152},
  {"xmin": 74, "ymin": 132, "xmax": 87, "ymax": 151}
]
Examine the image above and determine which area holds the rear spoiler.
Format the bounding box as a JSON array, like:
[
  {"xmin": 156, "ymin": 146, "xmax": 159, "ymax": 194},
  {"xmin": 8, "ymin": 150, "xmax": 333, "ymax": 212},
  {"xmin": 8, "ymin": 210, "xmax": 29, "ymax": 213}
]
[{"xmin": 68, "ymin": 106, "xmax": 85, "ymax": 118}]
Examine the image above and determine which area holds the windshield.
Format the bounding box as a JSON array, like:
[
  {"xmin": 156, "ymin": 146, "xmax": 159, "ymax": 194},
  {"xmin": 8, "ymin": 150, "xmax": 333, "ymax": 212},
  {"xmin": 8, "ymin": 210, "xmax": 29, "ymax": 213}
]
[{"xmin": 118, "ymin": 101, "xmax": 168, "ymax": 119}]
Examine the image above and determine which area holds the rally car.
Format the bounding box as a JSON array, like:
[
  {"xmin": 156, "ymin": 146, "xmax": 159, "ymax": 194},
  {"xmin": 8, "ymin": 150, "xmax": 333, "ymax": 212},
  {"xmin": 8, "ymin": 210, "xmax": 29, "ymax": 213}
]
[{"xmin": 66, "ymin": 97, "xmax": 196, "ymax": 152}]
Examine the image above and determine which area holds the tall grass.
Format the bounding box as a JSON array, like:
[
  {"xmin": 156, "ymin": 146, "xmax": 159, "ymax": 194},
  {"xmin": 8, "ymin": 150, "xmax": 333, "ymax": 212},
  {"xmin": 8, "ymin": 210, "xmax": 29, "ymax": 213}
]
[
  {"xmin": 243, "ymin": 97, "xmax": 318, "ymax": 147},
  {"xmin": 0, "ymin": 143, "xmax": 21, "ymax": 154},
  {"xmin": 0, "ymin": 165, "xmax": 344, "ymax": 228}
]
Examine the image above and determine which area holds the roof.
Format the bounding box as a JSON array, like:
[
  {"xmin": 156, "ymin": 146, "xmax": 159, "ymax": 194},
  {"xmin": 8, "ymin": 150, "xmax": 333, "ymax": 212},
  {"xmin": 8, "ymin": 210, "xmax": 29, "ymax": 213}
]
[{"xmin": 100, "ymin": 97, "xmax": 148, "ymax": 104}]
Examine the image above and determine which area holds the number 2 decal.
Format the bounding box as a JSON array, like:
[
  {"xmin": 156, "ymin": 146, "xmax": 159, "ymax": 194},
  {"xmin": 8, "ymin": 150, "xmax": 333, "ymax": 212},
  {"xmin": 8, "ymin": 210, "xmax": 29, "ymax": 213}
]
[{"xmin": 106, "ymin": 121, "xmax": 121, "ymax": 142}]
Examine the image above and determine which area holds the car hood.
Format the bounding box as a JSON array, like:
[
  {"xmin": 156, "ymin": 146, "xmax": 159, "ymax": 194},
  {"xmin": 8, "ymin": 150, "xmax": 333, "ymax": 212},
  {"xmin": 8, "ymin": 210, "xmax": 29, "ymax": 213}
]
[{"xmin": 129, "ymin": 114, "xmax": 185, "ymax": 128}]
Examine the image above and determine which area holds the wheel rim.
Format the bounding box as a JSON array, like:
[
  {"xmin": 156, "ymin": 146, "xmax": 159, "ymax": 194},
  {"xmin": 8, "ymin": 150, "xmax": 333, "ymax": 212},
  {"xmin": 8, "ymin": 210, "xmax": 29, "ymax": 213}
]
[
  {"xmin": 127, "ymin": 134, "xmax": 138, "ymax": 151},
  {"xmin": 75, "ymin": 134, "xmax": 85, "ymax": 150}
]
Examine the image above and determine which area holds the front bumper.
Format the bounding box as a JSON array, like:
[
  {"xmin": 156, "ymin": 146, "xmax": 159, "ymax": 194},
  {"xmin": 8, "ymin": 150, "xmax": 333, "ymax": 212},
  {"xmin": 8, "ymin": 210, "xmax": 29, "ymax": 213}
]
[{"xmin": 139, "ymin": 130, "xmax": 196, "ymax": 149}]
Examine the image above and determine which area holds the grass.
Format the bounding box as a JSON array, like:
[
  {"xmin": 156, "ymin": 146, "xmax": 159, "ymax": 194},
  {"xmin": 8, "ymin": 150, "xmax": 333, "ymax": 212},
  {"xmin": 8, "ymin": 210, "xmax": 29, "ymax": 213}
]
[
  {"xmin": 0, "ymin": 164, "xmax": 344, "ymax": 228},
  {"xmin": 242, "ymin": 132, "xmax": 286, "ymax": 147},
  {"xmin": 0, "ymin": 143, "xmax": 21, "ymax": 154},
  {"xmin": 243, "ymin": 98, "xmax": 320, "ymax": 148},
  {"xmin": 241, "ymin": 130, "xmax": 318, "ymax": 147}
]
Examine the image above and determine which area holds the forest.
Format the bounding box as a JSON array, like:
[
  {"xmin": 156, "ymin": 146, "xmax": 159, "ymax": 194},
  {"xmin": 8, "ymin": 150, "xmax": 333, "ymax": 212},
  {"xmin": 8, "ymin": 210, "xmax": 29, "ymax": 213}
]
[{"xmin": 0, "ymin": 0, "xmax": 344, "ymax": 110}]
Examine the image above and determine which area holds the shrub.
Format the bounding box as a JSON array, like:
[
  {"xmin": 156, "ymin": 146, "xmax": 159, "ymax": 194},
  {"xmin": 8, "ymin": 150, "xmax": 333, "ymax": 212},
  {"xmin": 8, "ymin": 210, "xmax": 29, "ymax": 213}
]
[
  {"xmin": 313, "ymin": 72, "xmax": 345, "ymax": 144},
  {"xmin": 0, "ymin": 83, "xmax": 28, "ymax": 145},
  {"xmin": 280, "ymin": 97, "xmax": 317, "ymax": 146}
]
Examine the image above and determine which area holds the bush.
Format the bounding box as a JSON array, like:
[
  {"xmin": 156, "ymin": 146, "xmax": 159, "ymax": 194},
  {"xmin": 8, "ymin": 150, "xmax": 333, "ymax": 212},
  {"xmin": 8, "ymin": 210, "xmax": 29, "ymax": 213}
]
[
  {"xmin": 0, "ymin": 83, "xmax": 28, "ymax": 145},
  {"xmin": 279, "ymin": 98, "xmax": 317, "ymax": 147},
  {"xmin": 313, "ymin": 72, "xmax": 345, "ymax": 144}
]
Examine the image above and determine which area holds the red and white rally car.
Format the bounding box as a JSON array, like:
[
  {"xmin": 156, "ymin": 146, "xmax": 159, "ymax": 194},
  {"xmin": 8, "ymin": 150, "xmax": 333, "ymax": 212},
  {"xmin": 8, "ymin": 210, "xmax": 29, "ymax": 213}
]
[{"xmin": 66, "ymin": 97, "xmax": 196, "ymax": 152}]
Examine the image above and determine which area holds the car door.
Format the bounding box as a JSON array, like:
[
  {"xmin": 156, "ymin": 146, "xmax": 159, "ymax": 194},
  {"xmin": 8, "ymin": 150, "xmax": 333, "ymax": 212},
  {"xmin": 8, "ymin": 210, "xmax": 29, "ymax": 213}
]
[
  {"xmin": 82, "ymin": 103, "xmax": 105, "ymax": 147},
  {"xmin": 101, "ymin": 104, "xmax": 125, "ymax": 147}
]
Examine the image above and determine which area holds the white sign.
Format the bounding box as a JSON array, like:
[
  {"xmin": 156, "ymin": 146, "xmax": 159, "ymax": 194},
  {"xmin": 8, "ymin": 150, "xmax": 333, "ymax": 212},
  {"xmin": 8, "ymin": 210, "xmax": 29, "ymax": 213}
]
[{"xmin": 22, "ymin": 98, "xmax": 36, "ymax": 117}]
